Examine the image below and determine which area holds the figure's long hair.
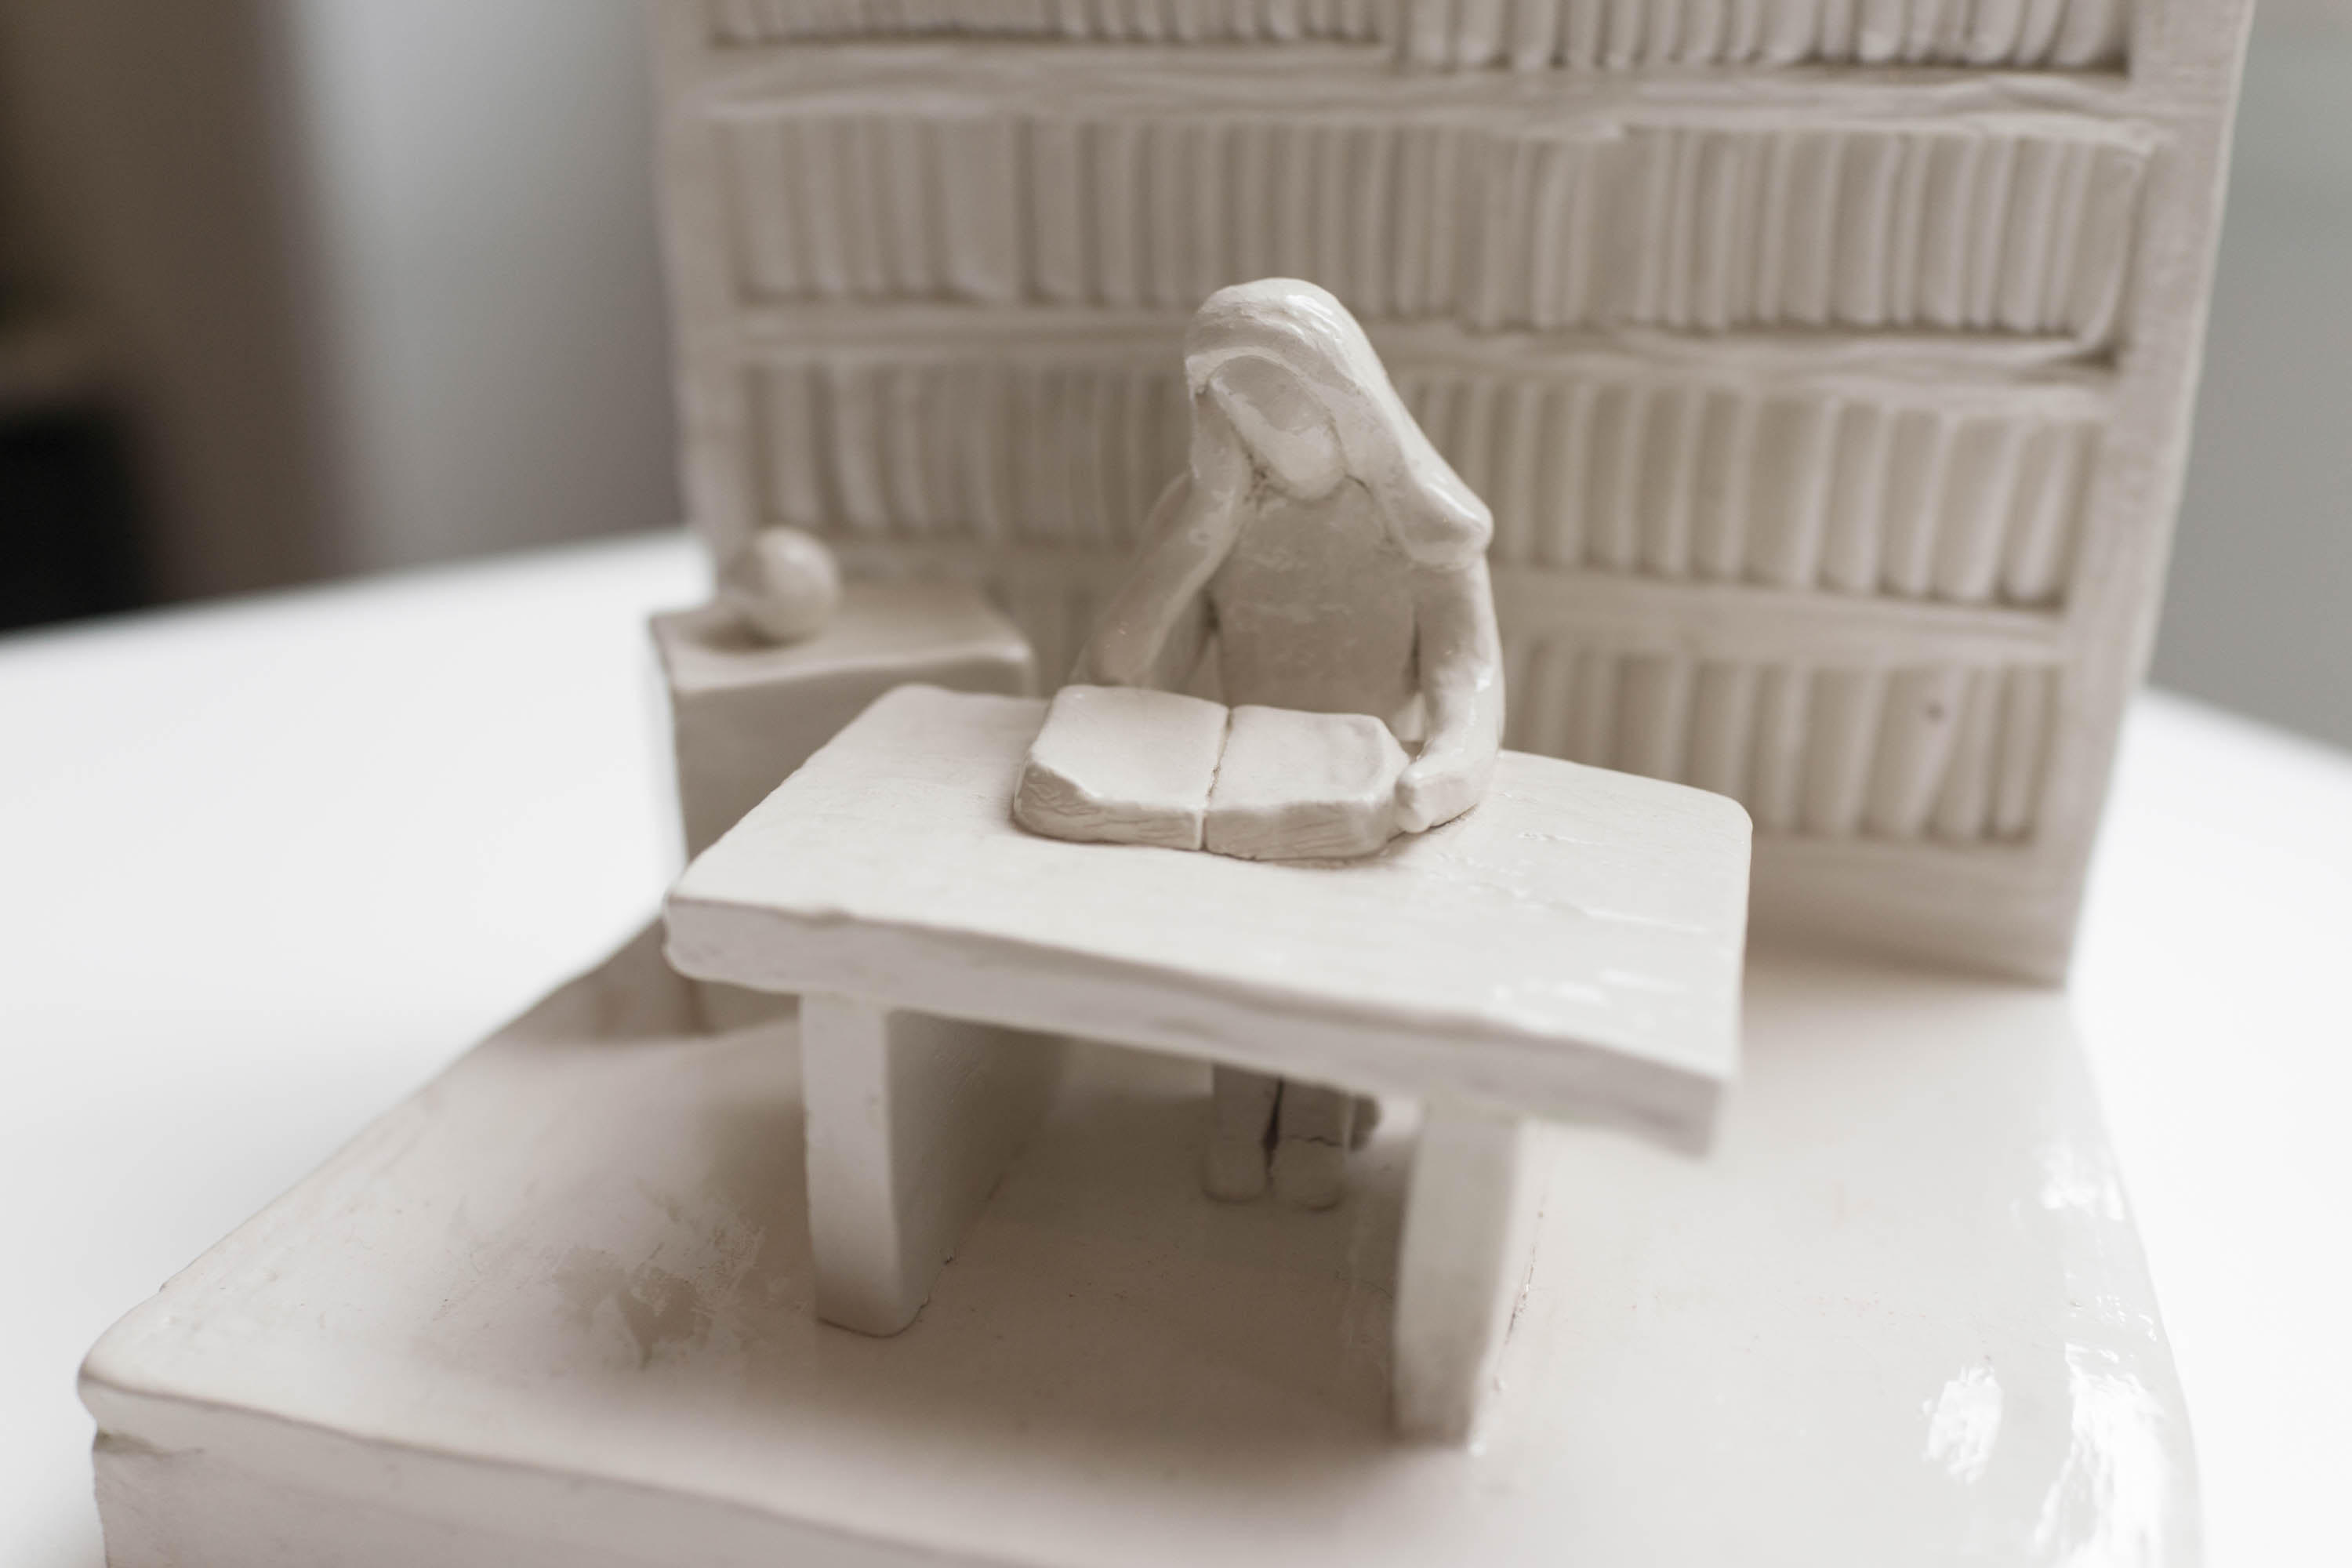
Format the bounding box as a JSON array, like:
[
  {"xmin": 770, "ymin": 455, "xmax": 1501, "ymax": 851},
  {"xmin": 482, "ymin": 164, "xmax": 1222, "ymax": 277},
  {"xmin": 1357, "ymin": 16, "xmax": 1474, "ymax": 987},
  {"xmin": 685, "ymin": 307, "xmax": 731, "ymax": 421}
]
[{"xmin": 1183, "ymin": 278, "xmax": 1493, "ymax": 570}]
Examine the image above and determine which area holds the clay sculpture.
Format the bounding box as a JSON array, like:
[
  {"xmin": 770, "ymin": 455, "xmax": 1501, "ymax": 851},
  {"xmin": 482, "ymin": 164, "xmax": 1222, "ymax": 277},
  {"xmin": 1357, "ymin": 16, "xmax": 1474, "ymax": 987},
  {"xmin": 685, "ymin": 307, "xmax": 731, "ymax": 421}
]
[{"xmin": 1019, "ymin": 278, "xmax": 1508, "ymax": 1206}]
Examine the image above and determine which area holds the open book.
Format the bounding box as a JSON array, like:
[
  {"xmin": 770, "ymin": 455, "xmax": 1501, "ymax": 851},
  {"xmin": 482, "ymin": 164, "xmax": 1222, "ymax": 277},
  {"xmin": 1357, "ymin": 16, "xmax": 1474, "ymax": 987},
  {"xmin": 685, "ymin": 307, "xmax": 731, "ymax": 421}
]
[{"xmin": 1012, "ymin": 684, "xmax": 1410, "ymax": 861}]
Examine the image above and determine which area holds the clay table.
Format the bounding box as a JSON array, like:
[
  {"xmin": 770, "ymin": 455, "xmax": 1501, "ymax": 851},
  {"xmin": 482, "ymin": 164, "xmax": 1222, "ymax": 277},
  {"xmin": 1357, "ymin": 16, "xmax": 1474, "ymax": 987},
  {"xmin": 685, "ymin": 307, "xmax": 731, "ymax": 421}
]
[{"xmin": 664, "ymin": 684, "xmax": 1751, "ymax": 1441}]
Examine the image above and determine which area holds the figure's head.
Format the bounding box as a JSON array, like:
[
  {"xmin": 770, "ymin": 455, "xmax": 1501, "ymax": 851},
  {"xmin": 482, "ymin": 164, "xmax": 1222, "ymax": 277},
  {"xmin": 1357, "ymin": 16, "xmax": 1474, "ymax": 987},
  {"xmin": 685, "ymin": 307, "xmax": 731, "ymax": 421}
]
[
  {"xmin": 1184, "ymin": 278, "xmax": 1492, "ymax": 568},
  {"xmin": 1202, "ymin": 353, "xmax": 1346, "ymax": 501}
]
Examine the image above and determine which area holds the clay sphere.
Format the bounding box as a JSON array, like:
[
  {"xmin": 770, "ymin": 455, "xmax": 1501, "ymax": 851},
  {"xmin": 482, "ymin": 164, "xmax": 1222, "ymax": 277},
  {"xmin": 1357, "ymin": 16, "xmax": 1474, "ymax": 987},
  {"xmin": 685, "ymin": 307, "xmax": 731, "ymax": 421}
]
[{"xmin": 721, "ymin": 526, "xmax": 841, "ymax": 644}]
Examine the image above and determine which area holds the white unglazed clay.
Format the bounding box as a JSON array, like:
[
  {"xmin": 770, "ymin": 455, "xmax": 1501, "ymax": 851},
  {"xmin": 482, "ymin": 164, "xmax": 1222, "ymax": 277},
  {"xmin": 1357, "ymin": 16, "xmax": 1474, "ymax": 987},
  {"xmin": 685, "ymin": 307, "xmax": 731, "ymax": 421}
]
[
  {"xmin": 1203, "ymin": 706, "xmax": 1409, "ymax": 862},
  {"xmin": 1011, "ymin": 683, "xmax": 1228, "ymax": 851},
  {"xmin": 80, "ymin": 926, "xmax": 2193, "ymax": 1563},
  {"xmin": 658, "ymin": 579, "xmax": 1034, "ymax": 1030},
  {"xmin": 1034, "ymin": 281, "xmax": 1508, "ymax": 1201},
  {"xmin": 717, "ymin": 525, "xmax": 842, "ymax": 644},
  {"xmin": 1268, "ymin": 1083, "xmax": 1358, "ymax": 1212},
  {"xmin": 649, "ymin": 2, "xmax": 2255, "ymax": 979},
  {"xmin": 653, "ymin": 579, "xmax": 1034, "ymax": 861},
  {"xmin": 1073, "ymin": 280, "xmax": 1505, "ymax": 848},
  {"xmin": 1202, "ymin": 1065, "xmax": 1281, "ymax": 1203},
  {"xmin": 1013, "ymin": 688, "xmax": 1417, "ymax": 862},
  {"xmin": 800, "ymin": 995, "xmax": 1065, "ymax": 1335},
  {"xmin": 1392, "ymin": 1099, "xmax": 1544, "ymax": 1442},
  {"xmin": 667, "ymin": 686, "xmax": 1752, "ymax": 1438}
]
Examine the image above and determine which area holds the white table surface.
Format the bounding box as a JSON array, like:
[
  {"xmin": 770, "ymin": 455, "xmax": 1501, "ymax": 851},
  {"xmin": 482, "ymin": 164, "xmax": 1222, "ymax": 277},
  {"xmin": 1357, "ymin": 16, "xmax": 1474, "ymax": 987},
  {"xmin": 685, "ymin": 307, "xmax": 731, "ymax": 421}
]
[{"xmin": 2, "ymin": 531, "xmax": 2346, "ymax": 1566}]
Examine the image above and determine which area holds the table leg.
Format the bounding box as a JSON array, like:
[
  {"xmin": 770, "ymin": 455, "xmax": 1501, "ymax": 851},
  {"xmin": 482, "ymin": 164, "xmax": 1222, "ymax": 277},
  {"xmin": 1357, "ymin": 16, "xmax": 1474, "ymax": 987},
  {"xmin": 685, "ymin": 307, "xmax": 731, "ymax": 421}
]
[
  {"xmin": 800, "ymin": 993, "xmax": 1065, "ymax": 1336},
  {"xmin": 1392, "ymin": 1100, "xmax": 1548, "ymax": 1443},
  {"xmin": 1203, "ymin": 1065, "xmax": 1279, "ymax": 1201}
]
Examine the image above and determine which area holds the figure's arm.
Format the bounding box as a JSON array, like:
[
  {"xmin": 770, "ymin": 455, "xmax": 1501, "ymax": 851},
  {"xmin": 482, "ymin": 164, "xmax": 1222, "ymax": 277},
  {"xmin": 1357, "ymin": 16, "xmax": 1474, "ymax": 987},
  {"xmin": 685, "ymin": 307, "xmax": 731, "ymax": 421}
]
[
  {"xmin": 1396, "ymin": 557, "xmax": 1504, "ymax": 833},
  {"xmin": 1073, "ymin": 398, "xmax": 1249, "ymax": 688}
]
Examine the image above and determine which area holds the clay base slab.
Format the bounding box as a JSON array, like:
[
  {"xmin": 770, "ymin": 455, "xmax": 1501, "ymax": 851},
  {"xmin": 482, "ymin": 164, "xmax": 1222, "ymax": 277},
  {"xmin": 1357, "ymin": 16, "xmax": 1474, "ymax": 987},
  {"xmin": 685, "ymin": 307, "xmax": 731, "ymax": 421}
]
[{"xmin": 82, "ymin": 928, "xmax": 2194, "ymax": 1567}]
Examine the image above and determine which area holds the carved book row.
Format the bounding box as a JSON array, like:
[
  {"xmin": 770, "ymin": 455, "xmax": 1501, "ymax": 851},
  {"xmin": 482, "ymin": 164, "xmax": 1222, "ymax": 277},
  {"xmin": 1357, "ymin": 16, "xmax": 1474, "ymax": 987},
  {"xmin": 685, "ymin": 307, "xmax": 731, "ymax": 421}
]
[
  {"xmin": 655, "ymin": 0, "xmax": 2253, "ymax": 975},
  {"xmin": 700, "ymin": 0, "xmax": 2130, "ymax": 71},
  {"xmin": 720, "ymin": 112, "xmax": 2146, "ymax": 345},
  {"xmin": 750, "ymin": 354, "xmax": 2099, "ymax": 609},
  {"xmin": 1494, "ymin": 651, "xmax": 2056, "ymax": 845},
  {"xmin": 831, "ymin": 544, "xmax": 2058, "ymax": 846}
]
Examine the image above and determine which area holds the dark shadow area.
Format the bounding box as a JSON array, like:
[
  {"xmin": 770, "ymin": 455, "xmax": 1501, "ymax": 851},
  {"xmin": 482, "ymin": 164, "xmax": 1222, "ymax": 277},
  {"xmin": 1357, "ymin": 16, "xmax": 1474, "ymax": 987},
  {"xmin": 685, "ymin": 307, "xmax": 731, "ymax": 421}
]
[{"xmin": 0, "ymin": 401, "xmax": 147, "ymax": 633}]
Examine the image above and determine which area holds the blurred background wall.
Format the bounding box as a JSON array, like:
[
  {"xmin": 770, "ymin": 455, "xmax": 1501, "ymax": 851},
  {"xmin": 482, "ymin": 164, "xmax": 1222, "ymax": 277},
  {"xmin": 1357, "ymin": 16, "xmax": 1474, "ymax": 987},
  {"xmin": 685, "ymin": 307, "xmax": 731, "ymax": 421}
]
[
  {"xmin": 0, "ymin": 1, "xmax": 325, "ymax": 612},
  {"xmin": 0, "ymin": 0, "xmax": 2343, "ymax": 749},
  {"xmin": 0, "ymin": 0, "xmax": 674, "ymax": 612},
  {"xmin": 2151, "ymin": 0, "xmax": 2352, "ymax": 750},
  {"xmin": 286, "ymin": 0, "xmax": 675, "ymax": 575}
]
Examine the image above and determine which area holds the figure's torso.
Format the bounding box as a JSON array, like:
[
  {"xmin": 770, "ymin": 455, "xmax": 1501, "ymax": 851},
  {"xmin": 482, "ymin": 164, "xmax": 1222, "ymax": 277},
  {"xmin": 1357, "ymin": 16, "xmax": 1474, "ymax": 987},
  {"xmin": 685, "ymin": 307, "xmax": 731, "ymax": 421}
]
[{"xmin": 1207, "ymin": 482, "xmax": 1418, "ymax": 728}]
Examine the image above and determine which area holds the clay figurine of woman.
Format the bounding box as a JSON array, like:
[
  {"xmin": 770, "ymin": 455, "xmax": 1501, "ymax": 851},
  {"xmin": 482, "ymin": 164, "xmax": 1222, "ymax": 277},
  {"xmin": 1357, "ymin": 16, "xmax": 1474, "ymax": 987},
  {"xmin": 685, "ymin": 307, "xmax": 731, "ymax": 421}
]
[{"xmin": 1072, "ymin": 277, "xmax": 1505, "ymax": 1210}]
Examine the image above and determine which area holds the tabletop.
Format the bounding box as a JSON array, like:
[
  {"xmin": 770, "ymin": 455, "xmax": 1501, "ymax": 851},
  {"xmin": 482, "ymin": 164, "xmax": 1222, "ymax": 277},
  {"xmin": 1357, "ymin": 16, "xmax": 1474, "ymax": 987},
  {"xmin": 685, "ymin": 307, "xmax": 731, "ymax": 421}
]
[
  {"xmin": 669, "ymin": 684, "xmax": 1749, "ymax": 1145},
  {"xmin": 2, "ymin": 530, "xmax": 2347, "ymax": 1566}
]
